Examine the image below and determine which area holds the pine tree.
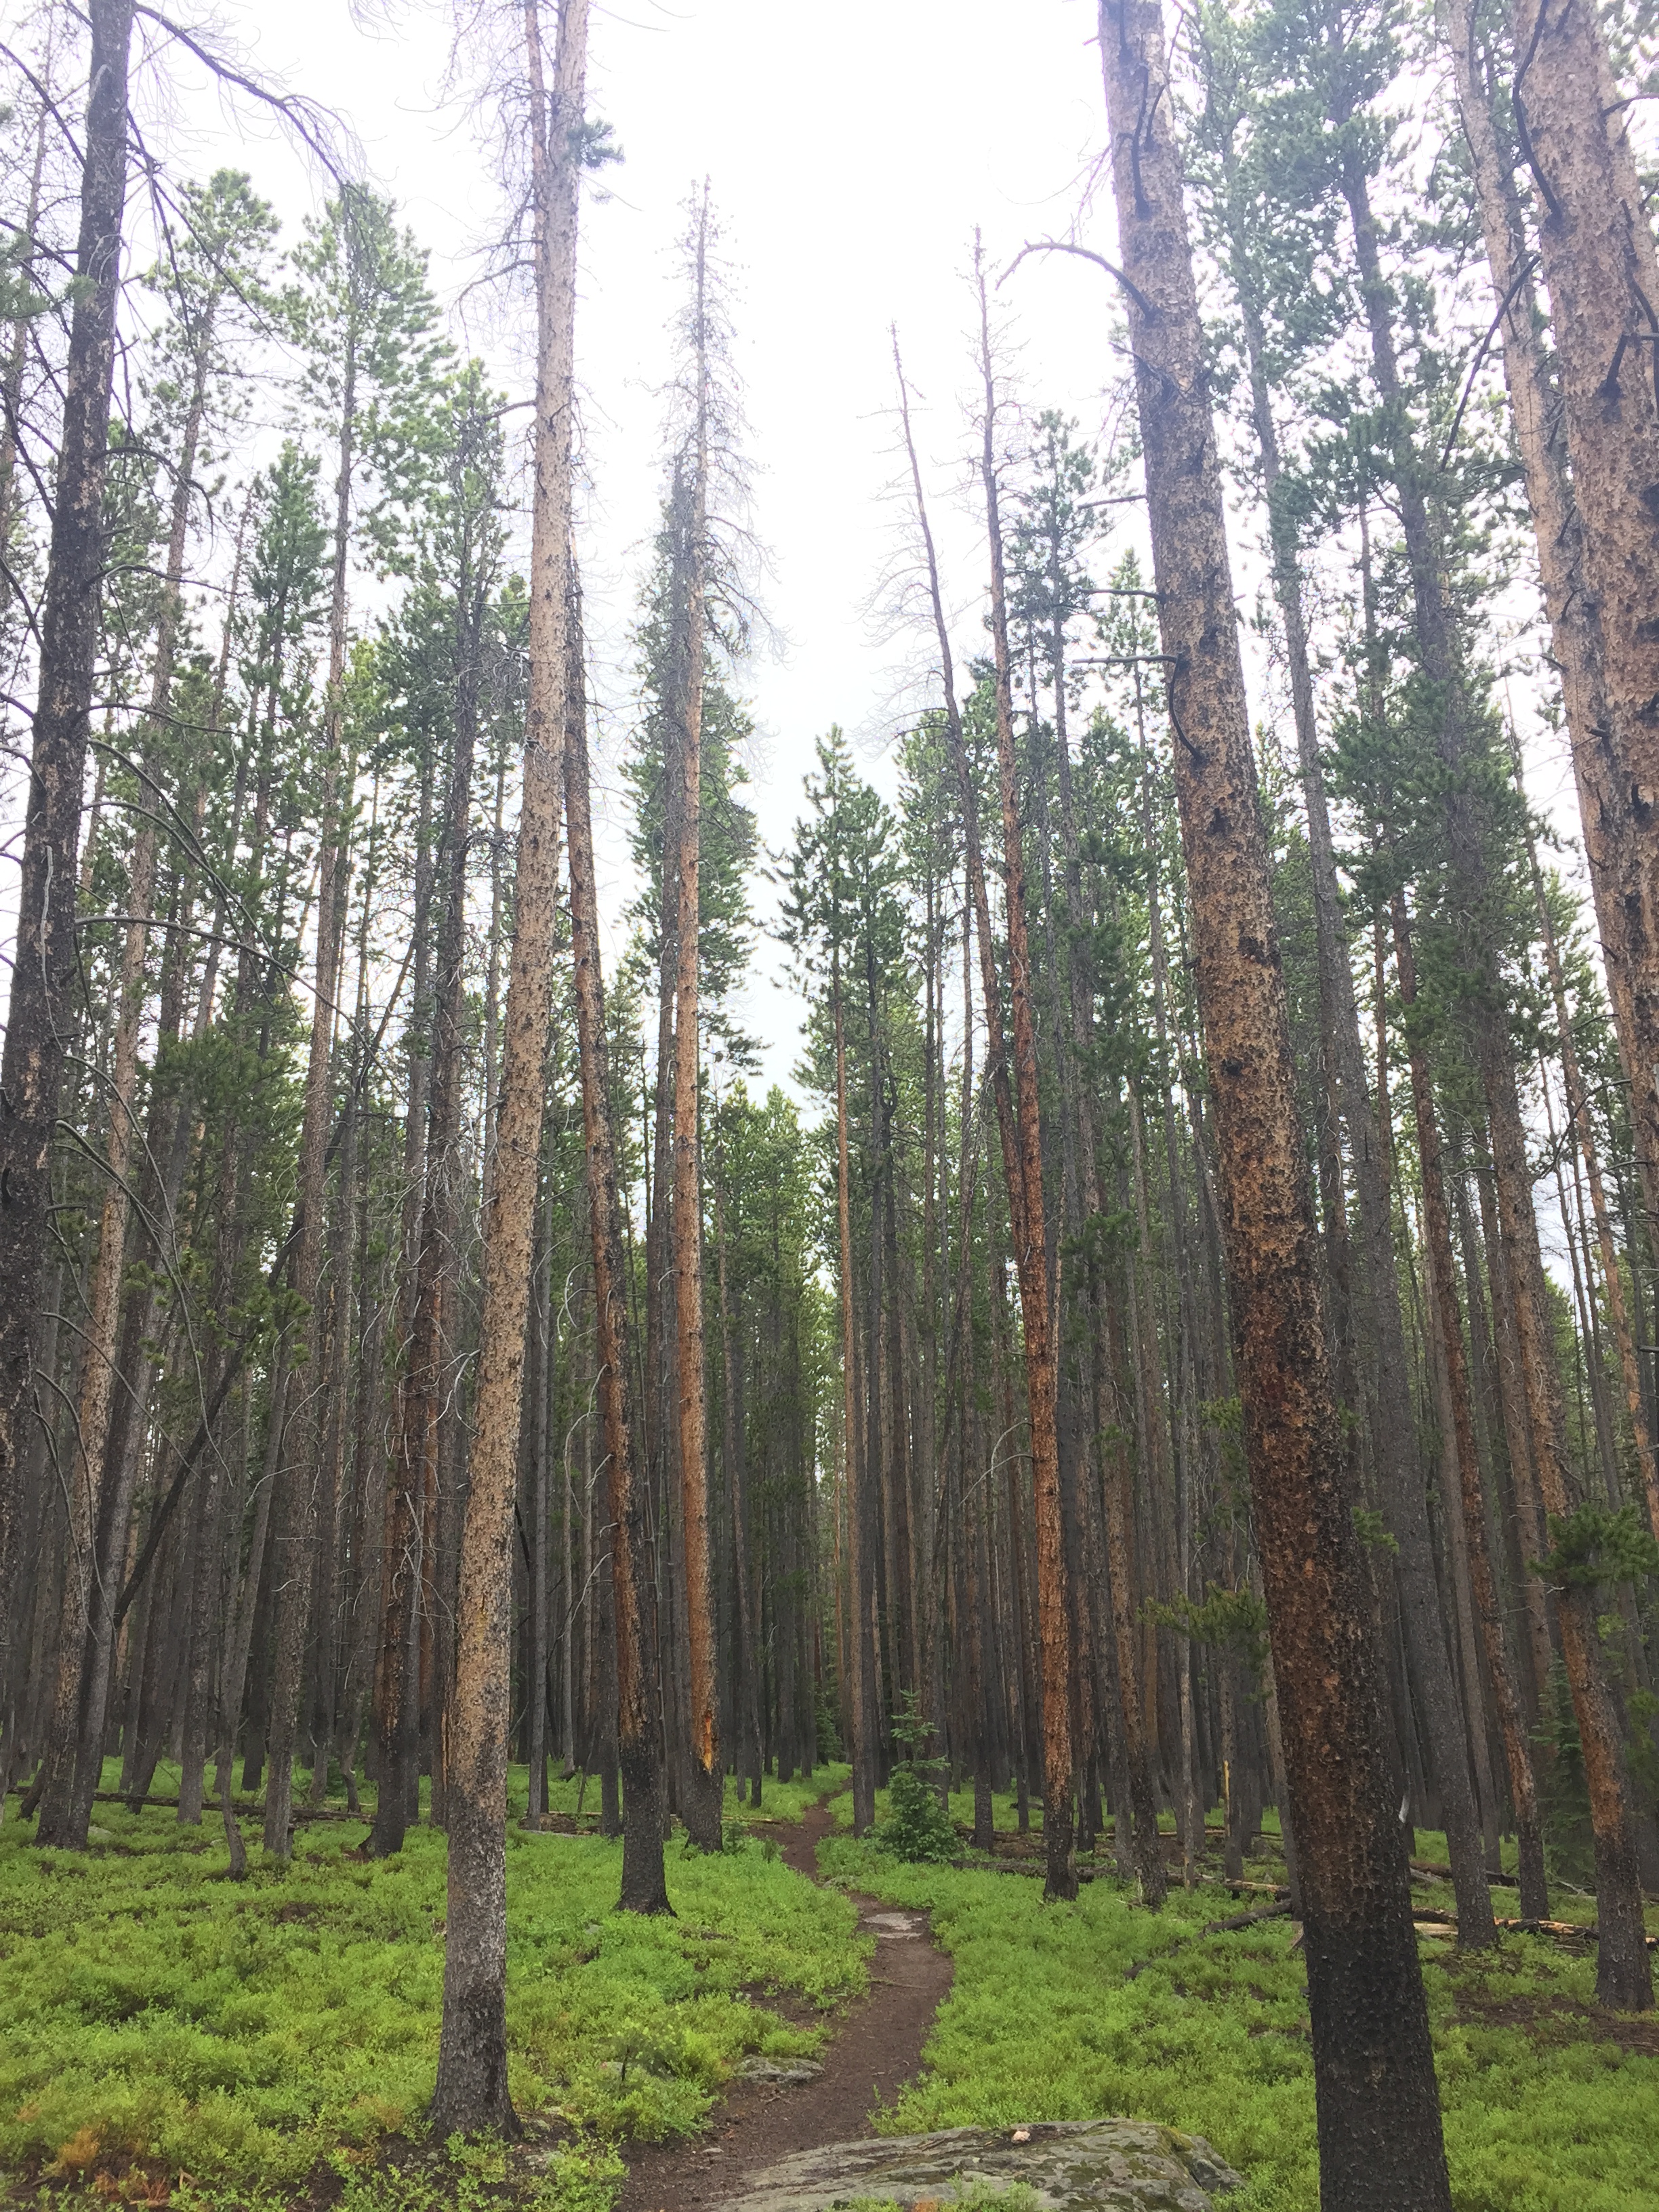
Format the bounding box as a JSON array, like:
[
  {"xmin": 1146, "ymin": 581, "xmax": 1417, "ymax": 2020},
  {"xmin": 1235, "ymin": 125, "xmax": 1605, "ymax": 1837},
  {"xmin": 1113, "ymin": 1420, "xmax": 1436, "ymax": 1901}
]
[{"xmin": 1097, "ymin": 0, "xmax": 1451, "ymax": 2198}]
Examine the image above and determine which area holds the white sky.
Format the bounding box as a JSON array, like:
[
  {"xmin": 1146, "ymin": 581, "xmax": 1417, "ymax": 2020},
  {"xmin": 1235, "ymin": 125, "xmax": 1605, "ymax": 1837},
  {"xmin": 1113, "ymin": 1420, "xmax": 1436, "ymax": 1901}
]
[
  {"xmin": 117, "ymin": 0, "xmax": 1151, "ymax": 1097},
  {"xmin": 3, "ymin": 0, "xmax": 1602, "ymax": 1223}
]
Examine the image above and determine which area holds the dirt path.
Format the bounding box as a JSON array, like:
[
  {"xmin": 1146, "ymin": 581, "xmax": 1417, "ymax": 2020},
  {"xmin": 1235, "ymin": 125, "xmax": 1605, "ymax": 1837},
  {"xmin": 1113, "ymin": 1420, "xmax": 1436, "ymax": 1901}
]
[{"xmin": 616, "ymin": 1798, "xmax": 952, "ymax": 2212}]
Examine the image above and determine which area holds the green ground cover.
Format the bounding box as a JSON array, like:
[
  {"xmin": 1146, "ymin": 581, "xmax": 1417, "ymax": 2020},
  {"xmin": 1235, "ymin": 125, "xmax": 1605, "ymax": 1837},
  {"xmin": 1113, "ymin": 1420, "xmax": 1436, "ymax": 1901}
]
[
  {"xmin": 0, "ymin": 1765, "xmax": 863, "ymax": 2211},
  {"xmin": 506, "ymin": 1761, "xmax": 850, "ymax": 1831},
  {"xmin": 819, "ymin": 1828, "xmax": 1659, "ymax": 2212},
  {"xmin": 7, "ymin": 1762, "xmax": 1654, "ymax": 2212}
]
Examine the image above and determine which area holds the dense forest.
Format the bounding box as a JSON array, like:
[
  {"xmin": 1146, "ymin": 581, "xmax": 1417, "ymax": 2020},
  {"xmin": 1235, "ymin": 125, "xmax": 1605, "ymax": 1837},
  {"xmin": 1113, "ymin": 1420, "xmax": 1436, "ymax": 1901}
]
[{"xmin": 1, "ymin": 1, "xmax": 1658, "ymax": 2209}]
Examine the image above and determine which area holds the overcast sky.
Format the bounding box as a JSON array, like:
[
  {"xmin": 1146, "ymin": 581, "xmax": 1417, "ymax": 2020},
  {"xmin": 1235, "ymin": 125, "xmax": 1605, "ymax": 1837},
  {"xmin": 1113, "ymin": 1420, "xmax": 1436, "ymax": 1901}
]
[
  {"xmin": 5, "ymin": 0, "xmax": 1594, "ymax": 1129},
  {"xmin": 124, "ymin": 0, "xmax": 1156, "ymax": 1094}
]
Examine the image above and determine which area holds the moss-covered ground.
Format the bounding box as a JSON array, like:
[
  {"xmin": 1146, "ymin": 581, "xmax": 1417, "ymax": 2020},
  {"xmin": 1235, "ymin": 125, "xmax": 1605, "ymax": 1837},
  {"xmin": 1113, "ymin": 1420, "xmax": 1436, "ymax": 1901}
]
[{"xmin": 4, "ymin": 1763, "xmax": 1656, "ymax": 2212}]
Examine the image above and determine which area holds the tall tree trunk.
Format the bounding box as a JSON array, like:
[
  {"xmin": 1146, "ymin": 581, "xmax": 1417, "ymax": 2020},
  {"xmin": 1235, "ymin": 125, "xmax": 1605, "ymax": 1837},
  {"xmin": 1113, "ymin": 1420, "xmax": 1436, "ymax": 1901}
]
[
  {"xmin": 973, "ymin": 252, "xmax": 1077, "ymax": 1902},
  {"xmin": 371, "ymin": 479, "xmax": 486, "ymax": 1853},
  {"xmin": 430, "ymin": 0, "xmax": 590, "ymax": 2130},
  {"xmin": 893, "ymin": 327, "xmax": 1074, "ymax": 1897},
  {"xmin": 0, "ymin": 0, "xmax": 134, "ymax": 1778},
  {"xmin": 669, "ymin": 218, "xmax": 719, "ymax": 1843},
  {"xmin": 37, "ymin": 281, "xmax": 224, "ymax": 1846},
  {"xmin": 263, "ymin": 309, "xmax": 361, "ymax": 1858},
  {"xmin": 834, "ymin": 956, "xmax": 876, "ymax": 1837},
  {"xmin": 1095, "ymin": 3, "xmax": 1450, "ymax": 2199},
  {"xmin": 1504, "ymin": 0, "xmax": 1659, "ymax": 1238},
  {"xmin": 1201, "ymin": 62, "xmax": 1492, "ymax": 1940},
  {"xmin": 369, "ymin": 752, "xmax": 436, "ymax": 1849},
  {"xmin": 714, "ymin": 1122, "xmax": 762, "ymax": 1805},
  {"xmin": 563, "ymin": 558, "xmax": 671, "ymax": 1914},
  {"xmin": 1336, "ymin": 49, "xmax": 1654, "ymax": 2010},
  {"xmin": 1391, "ymin": 894, "xmax": 1550, "ymax": 1919}
]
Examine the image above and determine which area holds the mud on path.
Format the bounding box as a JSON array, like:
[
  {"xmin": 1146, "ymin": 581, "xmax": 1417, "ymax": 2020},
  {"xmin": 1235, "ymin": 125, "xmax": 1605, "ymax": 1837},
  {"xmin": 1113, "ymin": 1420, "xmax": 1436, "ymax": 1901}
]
[{"xmin": 616, "ymin": 1798, "xmax": 952, "ymax": 2212}]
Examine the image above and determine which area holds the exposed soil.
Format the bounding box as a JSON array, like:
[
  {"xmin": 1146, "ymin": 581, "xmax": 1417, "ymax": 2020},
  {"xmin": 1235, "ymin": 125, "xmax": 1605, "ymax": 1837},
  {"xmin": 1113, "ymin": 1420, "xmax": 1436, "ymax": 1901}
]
[{"xmin": 616, "ymin": 1797, "xmax": 953, "ymax": 2212}]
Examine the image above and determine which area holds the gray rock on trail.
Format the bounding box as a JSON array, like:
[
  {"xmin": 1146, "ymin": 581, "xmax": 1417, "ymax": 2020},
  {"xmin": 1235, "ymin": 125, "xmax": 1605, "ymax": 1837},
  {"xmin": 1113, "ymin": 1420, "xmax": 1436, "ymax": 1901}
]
[
  {"xmin": 721, "ymin": 2119, "xmax": 1242, "ymax": 2212},
  {"xmin": 738, "ymin": 2057, "xmax": 827, "ymax": 2085}
]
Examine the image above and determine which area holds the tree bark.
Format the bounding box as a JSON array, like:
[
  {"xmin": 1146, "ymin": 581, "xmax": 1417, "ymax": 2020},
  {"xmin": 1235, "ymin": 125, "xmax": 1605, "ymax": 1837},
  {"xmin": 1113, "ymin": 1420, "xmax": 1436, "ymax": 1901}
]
[
  {"xmin": 0, "ymin": 0, "xmax": 134, "ymax": 1774},
  {"xmin": 973, "ymin": 254, "xmax": 1077, "ymax": 1903},
  {"xmin": 834, "ymin": 956, "xmax": 876, "ymax": 1837},
  {"xmin": 1200, "ymin": 58, "xmax": 1492, "ymax": 1940},
  {"xmin": 1391, "ymin": 894, "xmax": 1550, "ymax": 1919},
  {"xmin": 1504, "ymin": 0, "xmax": 1659, "ymax": 1239},
  {"xmin": 1097, "ymin": 5, "xmax": 1450, "ymax": 2200},
  {"xmin": 430, "ymin": 0, "xmax": 590, "ymax": 2131},
  {"xmin": 562, "ymin": 558, "xmax": 671, "ymax": 1914},
  {"xmin": 668, "ymin": 223, "xmax": 720, "ymax": 1844},
  {"xmin": 263, "ymin": 285, "xmax": 361, "ymax": 1858}
]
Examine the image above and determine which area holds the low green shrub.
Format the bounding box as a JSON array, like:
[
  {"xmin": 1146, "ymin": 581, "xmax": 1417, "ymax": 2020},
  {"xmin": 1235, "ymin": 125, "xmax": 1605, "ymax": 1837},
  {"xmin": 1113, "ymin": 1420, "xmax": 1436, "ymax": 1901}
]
[
  {"xmin": 0, "ymin": 1763, "xmax": 865, "ymax": 2209},
  {"xmin": 875, "ymin": 1698, "xmax": 957, "ymax": 1865},
  {"xmin": 817, "ymin": 1831, "xmax": 1659, "ymax": 2212}
]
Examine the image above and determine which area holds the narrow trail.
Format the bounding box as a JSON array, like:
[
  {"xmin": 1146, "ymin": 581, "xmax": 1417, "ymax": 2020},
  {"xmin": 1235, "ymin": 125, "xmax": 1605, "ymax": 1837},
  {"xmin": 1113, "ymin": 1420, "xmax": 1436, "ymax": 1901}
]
[{"xmin": 616, "ymin": 1797, "xmax": 952, "ymax": 2212}]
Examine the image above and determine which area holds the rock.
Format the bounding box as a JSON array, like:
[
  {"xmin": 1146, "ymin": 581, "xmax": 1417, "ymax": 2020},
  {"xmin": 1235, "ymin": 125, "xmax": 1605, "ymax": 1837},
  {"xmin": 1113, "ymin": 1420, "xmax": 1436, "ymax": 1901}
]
[
  {"xmin": 721, "ymin": 2120, "xmax": 1242, "ymax": 2212},
  {"xmin": 861, "ymin": 1911, "xmax": 925, "ymax": 1942},
  {"xmin": 737, "ymin": 2057, "xmax": 825, "ymax": 2086}
]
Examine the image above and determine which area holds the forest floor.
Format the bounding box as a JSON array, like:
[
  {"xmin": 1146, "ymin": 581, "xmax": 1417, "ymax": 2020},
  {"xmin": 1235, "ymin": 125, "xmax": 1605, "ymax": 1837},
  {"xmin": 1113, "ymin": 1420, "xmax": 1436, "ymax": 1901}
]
[
  {"xmin": 615, "ymin": 1796, "xmax": 949, "ymax": 2212},
  {"xmin": 2, "ymin": 1765, "xmax": 1658, "ymax": 2212}
]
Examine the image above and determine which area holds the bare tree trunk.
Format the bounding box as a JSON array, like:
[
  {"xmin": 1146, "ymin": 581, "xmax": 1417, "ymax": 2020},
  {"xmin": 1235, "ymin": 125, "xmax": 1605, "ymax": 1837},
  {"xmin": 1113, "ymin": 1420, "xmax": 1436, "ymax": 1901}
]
[
  {"xmin": 1391, "ymin": 895, "xmax": 1550, "ymax": 1920},
  {"xmin": 1201, "ymin": 65, "xmax": 1492, "ymax": 1940},
  {"xmin": 972, "ymin": 253, "xmax": 1076, "ymax": 1902},
  {"xmin": 668, "ymin": 221, "xmax": 720, "ymax": 1843},
  {"xmin": 1503, "ymin": 0, "xmax": 1659, "ymax": 1239},
  {"xmin": 0, "ymin": 20, "xmax": 53, "ymax": 594},
  {"xmin": 264, "ymin": 305, "xmax": 361, "ymax": 1857},
  {"xmin": 430, "ymin": 0, "xmax": 590, "ymax": 2130},
  {"xmin": 714, "ymin": 1120, "xmax": 762, "ymax": 1805},
  {"xmin": 0, "ymin": 0, "xmax": 134, "ymax": 1776},
  {"xmin": 563, "ymin": 560, "xmax": 670, "ymax": 1914},
  {"xmin": 834, "ymin": 958, "xmax": 875, "ymax": 1837},
  {"xmin": 371, "ymin": 483, "xmax": 486, "ymax": 1853},
  {"xmin": 1095, "ymin": 3, "xmax": 1449, "ymax": 2198}
]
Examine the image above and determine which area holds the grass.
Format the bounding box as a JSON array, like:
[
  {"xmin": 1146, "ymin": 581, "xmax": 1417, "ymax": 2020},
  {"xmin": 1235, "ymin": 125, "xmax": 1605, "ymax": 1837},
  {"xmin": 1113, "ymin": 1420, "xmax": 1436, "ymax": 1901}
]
[
  {"xmin": 0, "ymin": 1763, "xmax": 863, "ymax": 2211},
  {"xmin": 817, "ymin": 1824, "xmax": 1659, "ymax": 2212},
  {"xmin": 8, "ymin": 1760, "xmax": 1656, "ymax": 2212},
  {"xmin": 501, "ymin": 1761, "xmax": 850, "ymax": 1831}
]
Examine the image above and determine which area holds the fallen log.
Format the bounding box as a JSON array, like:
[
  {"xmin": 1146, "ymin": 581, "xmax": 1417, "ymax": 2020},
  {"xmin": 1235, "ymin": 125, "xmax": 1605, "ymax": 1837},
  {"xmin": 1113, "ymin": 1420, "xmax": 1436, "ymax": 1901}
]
[
  {"xmin": 947, "ymin": 1857, "xmax": 1105, "ymax": 1883},
  {"xmin": 93, "ymin": 1793, "xmax": 357, "ymax": 1822},
  {"xmin": 1410, "ymin": 1857, "xmax": 1518, "ymax": 1887},
  {"xmin": 1406, "ymin": 1906, "xmax": 1655, "ymax": 1948},
  {"xmin": 1202, "ymin": 1902, "xmax": 1292, "ymax": 1935}
]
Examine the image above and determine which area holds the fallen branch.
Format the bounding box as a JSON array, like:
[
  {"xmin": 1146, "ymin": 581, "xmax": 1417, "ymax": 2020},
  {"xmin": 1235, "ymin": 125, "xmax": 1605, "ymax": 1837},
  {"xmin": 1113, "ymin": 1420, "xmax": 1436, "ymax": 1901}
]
[
  {"xmin": 1406, "ymin": 1904, "xmax": 1655, "ymax": 1948},
  {"xmin": 1496, "ymin": 1916, "xmax": 1628, "ymax": 1943},
  {"xmin": 94, "ymin": 1793, "xmax": 357, "ymax": 1822},
  {"xmin": 1411, "ymin": 1856, "xmax": 1519, "ymax": 1887},
  {"xmin": 1202, "ymin": 1902, "xmax": 1292, "ymax": 1935}
]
